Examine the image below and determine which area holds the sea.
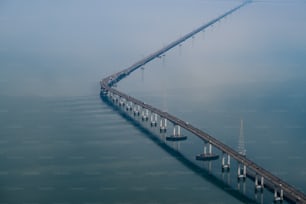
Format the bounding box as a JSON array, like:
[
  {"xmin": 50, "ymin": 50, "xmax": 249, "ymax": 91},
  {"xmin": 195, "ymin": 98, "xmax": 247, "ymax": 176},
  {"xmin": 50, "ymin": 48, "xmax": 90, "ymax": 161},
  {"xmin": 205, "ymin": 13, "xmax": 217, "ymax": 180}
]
[{"xmin": 0, "ymin": 0, "xmax": 306, "ymax": 203}]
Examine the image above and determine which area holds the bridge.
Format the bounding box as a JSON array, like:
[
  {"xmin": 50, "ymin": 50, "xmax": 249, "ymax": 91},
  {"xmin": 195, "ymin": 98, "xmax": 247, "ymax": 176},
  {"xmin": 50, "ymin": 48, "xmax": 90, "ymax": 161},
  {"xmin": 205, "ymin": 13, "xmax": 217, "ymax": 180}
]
[{"xmin": 100, "ymin": 1, "xmax": 306, "ymax": 203}]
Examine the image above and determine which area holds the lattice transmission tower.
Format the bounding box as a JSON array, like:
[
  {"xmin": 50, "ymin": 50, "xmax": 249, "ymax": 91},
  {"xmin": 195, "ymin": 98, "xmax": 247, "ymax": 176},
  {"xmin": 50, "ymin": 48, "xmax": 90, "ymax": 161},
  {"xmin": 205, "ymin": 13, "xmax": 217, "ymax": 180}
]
[{"xmin": 238, "ymin": 119, "xmax": 246, "ymax": 156}]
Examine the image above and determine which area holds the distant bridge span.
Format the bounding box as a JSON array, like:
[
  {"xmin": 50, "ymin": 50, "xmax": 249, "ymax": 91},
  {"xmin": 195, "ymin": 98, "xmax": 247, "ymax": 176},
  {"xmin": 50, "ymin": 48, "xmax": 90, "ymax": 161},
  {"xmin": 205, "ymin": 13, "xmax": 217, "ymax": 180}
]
[{"xmin": 100, "ymin": 1, "xmax": 306, "ymax": 203}]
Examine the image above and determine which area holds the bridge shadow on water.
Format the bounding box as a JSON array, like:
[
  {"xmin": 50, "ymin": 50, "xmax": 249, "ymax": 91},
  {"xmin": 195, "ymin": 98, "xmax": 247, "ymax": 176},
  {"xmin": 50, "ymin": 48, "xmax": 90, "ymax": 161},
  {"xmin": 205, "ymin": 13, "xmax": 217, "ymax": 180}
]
[{"xmin": 100, "ymin": 93, "xmax": 256, "ymax": 203}]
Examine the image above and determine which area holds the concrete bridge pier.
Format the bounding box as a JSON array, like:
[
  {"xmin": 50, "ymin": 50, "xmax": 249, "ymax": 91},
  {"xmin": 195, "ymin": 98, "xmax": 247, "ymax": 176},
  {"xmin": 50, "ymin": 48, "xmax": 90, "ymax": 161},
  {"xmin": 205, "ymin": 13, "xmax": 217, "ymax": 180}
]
[
  {"xmin": 141, "ymin": 109, "xmax": 149, "ymax": 121},
  {"xmin": 150, "ymin": 113, "xmax": 158, "ymax": 127},
  {"xmin": 110, "ymin": 93, "xmax": 116, "ymax": 103},
  {"xmin": 255, "ymin": 174, "xmax": 264, "ymax": 193},
  {"xmin": 108, "ymin": 91, "xmax": 112, "ymax": 97},
  {"xmin": 274, "ymin": 185, "xmax": 284, "ymax": 203},
  {"xmin": 174, "ymin": 125, "xmax": 180, "ymax": 136},
  {"xmin": 115, "ymin": 96, "xmax": 120, "ymax": 104},
  {"xmin": 166, "ymin": 125, "xmax": 187, "ymax": 141},
  {"xmin": 221, "ymin": 152, "xmax": 230, "ymax": 172},
  {"xmin": 196, "ymin": 141, "xmax": 219, "ymax": 161},
  {"xmin": 118, "ymin": 98, "xmax": 126, "ymax": 107},
  {"xmin": 100, "ymin": 87, "xmax": 108, "ymax": 96},
  {"xmin": 114, "ymin": 95, "xmax": 119, "ymax": 104},
  {"xmin": 125, "ymin": 101, "xmax": 129, "ymax": 111},
  {"xmin": 133, "ymin": 105, "xmax": 141, "ymax": 117},
  {"xmin": 199, "ymin": 142, "xmax": 210, "ymax": 156},
  {"xmin": 237, "ymin": 163, "xmax": 246, "ymax": 181},
  {"xmin": 125, "ymin": 101, "xmax": 133, "ymax": 112},
  {"xmin": 109, "ymin": 93, "xmax": 116, "ymax": 103},
  {"xmin": 159, "ymin": 118, "xmax": 167, "ymax": 133}
]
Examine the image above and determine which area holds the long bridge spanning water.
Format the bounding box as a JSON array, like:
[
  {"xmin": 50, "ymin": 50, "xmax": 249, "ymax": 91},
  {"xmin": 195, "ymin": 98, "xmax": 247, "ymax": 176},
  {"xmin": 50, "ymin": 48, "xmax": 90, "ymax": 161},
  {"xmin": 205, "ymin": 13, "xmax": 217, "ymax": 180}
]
[{"xmin": 100, "ymin": 1, "xmax": 306, "ymax": 203}]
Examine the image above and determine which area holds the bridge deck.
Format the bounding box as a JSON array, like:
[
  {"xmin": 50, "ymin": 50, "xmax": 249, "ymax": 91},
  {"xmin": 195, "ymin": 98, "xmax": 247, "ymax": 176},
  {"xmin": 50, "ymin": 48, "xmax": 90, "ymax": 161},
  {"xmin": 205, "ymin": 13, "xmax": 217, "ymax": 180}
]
[{"xmin": 100, "ymin": 1, "xmax": 306, "ymax": 203}]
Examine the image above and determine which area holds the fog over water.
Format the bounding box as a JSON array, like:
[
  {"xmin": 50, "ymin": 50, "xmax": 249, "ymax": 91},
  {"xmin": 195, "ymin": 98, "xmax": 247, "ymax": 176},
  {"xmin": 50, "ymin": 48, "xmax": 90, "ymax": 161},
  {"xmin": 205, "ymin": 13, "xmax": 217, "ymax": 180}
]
[{"xmin": 0, "ymin": 0, "xmax": 306, "ymax": 203}]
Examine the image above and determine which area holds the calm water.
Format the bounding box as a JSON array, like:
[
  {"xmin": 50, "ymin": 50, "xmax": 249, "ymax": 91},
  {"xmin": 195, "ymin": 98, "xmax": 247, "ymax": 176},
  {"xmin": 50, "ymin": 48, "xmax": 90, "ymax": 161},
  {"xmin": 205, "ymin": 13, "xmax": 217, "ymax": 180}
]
[{"xmin": 1, "ymin": 0, "xmax": 306, "ymax": 203}]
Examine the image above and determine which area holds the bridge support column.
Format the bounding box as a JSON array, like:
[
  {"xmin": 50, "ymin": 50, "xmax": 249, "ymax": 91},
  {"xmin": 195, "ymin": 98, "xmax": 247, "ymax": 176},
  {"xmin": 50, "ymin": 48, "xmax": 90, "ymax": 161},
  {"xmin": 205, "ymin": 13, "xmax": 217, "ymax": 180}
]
[
  {"xmin": 125, "ymin": 101, "xmax": 133, "ymax": 112},
  {"xmin": 208, "ymin": 143, "xmax": 212, "ymax": 154},
  {"xmin": 100, "ymin": 87, "xmax": 108, "ymax": 96},
  {"xmin": 150, "ymin": 113, "xmax": 157, "ymax": 127},
  {"xmin": 133, "ymin": 105, "xmax": 140, "ymax": 117},
  {"xmin": 196, "ymin": 141, "xmax": 219, "ymax": 161},
  {"xmin": 114, "ymin": 95, "xmax": 119, "ymax": 104},
  {"xmin": 110, "ymin": 93, "xmax": 116, "ymax": 103},
  {"xmin": 125, "ymin": 101, "xmax": 129, "ymax": 111},
  {"xmin": 159, "ymin": 118, "xmax": 167, "ymax": 133},
  {"xmin": 118, "ymin": 98, "xmax": 125, "ymax": 107},
  {"xmin": 255, "ymin": 174, "xmax": 264, "ymax": 193},
  {"xmin": 237, "ymin": 163, "xmax": 246, "ymax": 181},
  {"xmin": 166, "ymin": 125, "xmax": 187, "ymax": 141},
  {"xmin": 141, "ymin": 109, "xmax": 149, "ymax": 121},
  {"xmin": 274, "ymin": 185, "xmax": 284, "ymax": 203},
  {"xmin": 221, "ymin": 152, "xmax": 230, "ymax": 172}
]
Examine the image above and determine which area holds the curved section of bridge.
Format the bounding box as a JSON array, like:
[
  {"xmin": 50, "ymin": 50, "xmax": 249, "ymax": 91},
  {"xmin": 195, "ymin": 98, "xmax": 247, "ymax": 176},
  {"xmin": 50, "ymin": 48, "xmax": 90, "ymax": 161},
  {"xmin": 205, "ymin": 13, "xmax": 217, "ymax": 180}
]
[{"xmin": 100, "ymin": 1, "xmax": 306, "ymax": 203}]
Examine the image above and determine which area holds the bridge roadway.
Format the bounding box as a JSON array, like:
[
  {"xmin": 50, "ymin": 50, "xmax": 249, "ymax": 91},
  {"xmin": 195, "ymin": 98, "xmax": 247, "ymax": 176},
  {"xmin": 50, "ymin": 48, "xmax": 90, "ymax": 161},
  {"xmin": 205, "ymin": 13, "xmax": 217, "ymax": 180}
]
[
  {"xmin": 100, "ymin": 1, "xmax": 306, "ymax": 203},
  {"xmin": 102, "ymin": 0, "xmax": 251, "ymax": 88}
]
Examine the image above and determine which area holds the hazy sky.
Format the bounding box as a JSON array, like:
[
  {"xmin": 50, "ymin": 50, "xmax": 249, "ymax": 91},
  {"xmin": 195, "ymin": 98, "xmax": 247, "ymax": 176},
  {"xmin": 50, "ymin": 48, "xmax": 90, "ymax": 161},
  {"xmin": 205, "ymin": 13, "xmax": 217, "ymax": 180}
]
[{"xmin": 0, "ymin": 0, "xmax": 305, "ymax": 97}]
